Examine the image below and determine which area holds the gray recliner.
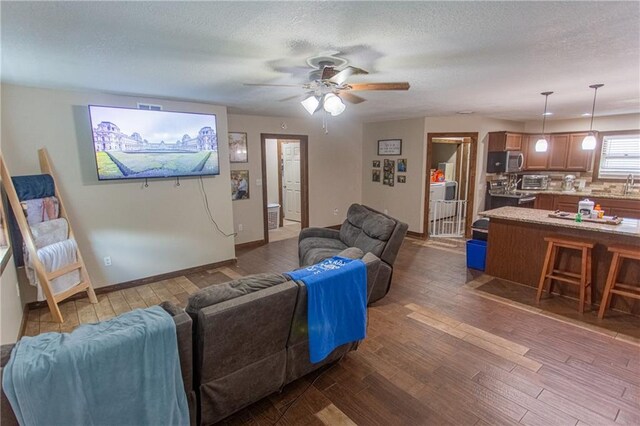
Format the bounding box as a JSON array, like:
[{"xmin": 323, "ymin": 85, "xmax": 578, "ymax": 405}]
[{"xmin": 298, "ymin": 203, "xmax": 408, "ymax": 303}]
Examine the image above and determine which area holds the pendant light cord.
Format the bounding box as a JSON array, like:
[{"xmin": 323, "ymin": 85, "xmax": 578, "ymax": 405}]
[
  {"xmin": 589, "ymin": 88, "xmax": 598, "ymax": 131},
  {"xmin": 542, "ymin": 95, "xmax": 549, "ymax": 134}
]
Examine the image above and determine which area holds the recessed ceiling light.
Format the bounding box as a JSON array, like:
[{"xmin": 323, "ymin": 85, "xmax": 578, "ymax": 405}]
[
  {"xmin": 581, "ymin": 113, "xmax": 591, "ymax": 116},
  {"xmin": 457, "ymin": 111, "xmax": 474, "ymax": 114},
  {"xmin": 542, "ymin": 112, "xmax": 553, "ymax": 116}
]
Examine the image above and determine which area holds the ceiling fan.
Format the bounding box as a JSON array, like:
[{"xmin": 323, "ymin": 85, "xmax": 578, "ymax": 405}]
[{"xmin": 244, "ymin": 53, "xmax": 410, "ymax": 116}]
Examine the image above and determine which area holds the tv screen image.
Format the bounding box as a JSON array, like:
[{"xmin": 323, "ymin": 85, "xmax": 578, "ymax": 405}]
[{"xmin": 89, "ymin": 105, "xmax": 219, "ymax": 180}]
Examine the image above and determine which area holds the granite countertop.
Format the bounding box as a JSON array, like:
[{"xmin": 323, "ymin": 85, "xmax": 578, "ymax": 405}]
[
  {"xmin": 479, "ymin": 206, "xmax": 640, "ymax": 238},
  {"xmin": 514, "ymin": 189, "xmax": 640, "ymax": 201}
]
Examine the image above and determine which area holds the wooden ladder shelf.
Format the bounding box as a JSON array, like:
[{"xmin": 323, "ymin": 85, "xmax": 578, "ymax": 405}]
[{"xmin": 0, "ymin": 148, "xmax": 97, "ymax": 323}]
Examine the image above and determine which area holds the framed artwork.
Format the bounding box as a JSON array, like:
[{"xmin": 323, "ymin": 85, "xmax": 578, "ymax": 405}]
[
  {"xmin": 383, "ymin": 159, "xmax": 395, "ymax": 187},
  {"xmin": 229, "ymin": 132, "xmax": 248, "ymax": 163},
  {"xmin": 230, "ymin": 170, "xmax": 250, "ymax": 200},
  {"xmin": 377, "ymin": 139, "xmax": 402, "ymax": 156},
  {"xmin": 397, "ymin": 158, "xmax": 407, "ymax": 172},
  {"xmin": 372, "ymin": 169, "xmax": 381, "ymax": 182},
  {"xmin": 372, "ymin": 160, "xmax": 381, "ymax": 168},
  {"xmin": 397, "ymin": 175, "xmax": 406, "ymax": 183}
]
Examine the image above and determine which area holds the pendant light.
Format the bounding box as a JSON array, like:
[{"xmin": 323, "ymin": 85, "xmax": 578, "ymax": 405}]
[
  {"xmin": 535, "ymin": 92, "xmax": 553, "ymax": 152},
  {"xmin": 582, "ymin": 84, "xmax": 604, "ymax": 150}
]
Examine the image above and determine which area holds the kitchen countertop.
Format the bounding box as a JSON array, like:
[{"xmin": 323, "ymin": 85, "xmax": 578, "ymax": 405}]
[
  {"xmin": 479, "ymin": 206, "xmax": 640, "ymax": 238},
  {"xmin": 514, "ymin": 189, "xmax": 640, "ymax": 201}
]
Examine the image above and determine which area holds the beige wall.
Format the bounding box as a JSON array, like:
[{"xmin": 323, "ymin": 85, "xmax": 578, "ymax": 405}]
[
  {"xmin": 1, "ymin": 257, "xmax": 24, "ymax": 344},
  {"xmin": 362, "ymin": 116, "xmax": 525, "ymax": 234},
  {"xmin": 227, "ymin": 114, "xmax": 363, "ymax": 244},
  {"xmin": 523, "ymin": 113, "xmax": 640, "ymax": 133},
  {"xmin": 362, "ymin": 118, "xmax": 427, "ymax": 232},
  {"xmin": 1, "ymin": 84, "xmax": 236, "ymax": 303}
]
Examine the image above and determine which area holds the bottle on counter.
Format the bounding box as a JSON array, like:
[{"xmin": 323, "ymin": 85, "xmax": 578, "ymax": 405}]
[
  {"xmin": 591, "ymin": 204, "xmax": 601, "ymax": 219},
  {"xmin": 575, "ymin": 212, "xmax": 583, "ymax": 223}
]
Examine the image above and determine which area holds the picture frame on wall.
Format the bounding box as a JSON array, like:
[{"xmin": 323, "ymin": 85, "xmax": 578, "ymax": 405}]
[
  {"xmin": 397, "ymin": 158, "xmax": 407, "ymax": 172},
  {"xmin": 383, "ymin": 159, "xmax": 395, "ymax": 187},
  {"xmin": 372, "ymin": 169, "xmax": 381, "ymax": 182},
  {"xmin": 228, "ymin": 132, "xmax": 248, "ymax": 163},
  {"xmin": 397, "ymin": 175, "xmax": 406, "ymax": 183},
  {"xmin": 377, "ymin": 139, "xmax": 402, "ymax": 156},
  {"xmin": 230, "ymin": 170, "xmax": 250, "ymax": 200},
  {"xmin": 372, "ymin": 160, "xmax": 381, "ymax": 168}
]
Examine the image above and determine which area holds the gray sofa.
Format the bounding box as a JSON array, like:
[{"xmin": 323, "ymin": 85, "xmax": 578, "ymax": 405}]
[
  {"xmin": 299, "ymin": 203, "xmax": 408, "ymax": 303},
  {"xmin": 0, "ymin": 302, "xmax": 196, "ymax": 426},
  {"xmin": 185, "ymin": 249, "xmax": 381, "ymax": 426}
]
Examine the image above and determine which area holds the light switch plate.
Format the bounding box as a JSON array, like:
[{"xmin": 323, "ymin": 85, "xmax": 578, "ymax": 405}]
[{"xmin": 256, "ymin": 179, "xmax": 262, "ymax": 186}]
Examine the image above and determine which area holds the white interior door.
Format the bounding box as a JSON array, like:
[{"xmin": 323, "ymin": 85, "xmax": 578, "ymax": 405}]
[{"xmin": 282, "ymin": 142, "xmax": 301, "ymax": 222}]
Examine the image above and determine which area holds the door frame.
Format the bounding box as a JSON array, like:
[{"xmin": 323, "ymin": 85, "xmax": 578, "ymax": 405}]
[
  {"xmin": 260, "ymin": 133, "xmax": 309, "ymax": 243},
  {"xmin": 423, "ymin": 132, "xmax": 478, "ymax": 239}
]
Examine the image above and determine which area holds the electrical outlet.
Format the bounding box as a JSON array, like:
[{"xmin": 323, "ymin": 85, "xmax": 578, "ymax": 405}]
[
  {"xmin": 256, "ymin": 179, "xmax": 262, "ymax": 186},
  {"xmin": 384, "ymin": 209, "xmax": 389, "ymax": 215},
  {"xmin": 333, "ymin": 208, "xmax": 339, "ymax": 216},
  {"xmin": 238, "ymin": 224, "xmax": 244, "ymax": 232},
  {"xmin": 103, "ymin": 256, "xmax": 112, "ymax": 266},
  {"xmin": 16, "ymin": 283, "xmax": 20, "ymax": 298}
]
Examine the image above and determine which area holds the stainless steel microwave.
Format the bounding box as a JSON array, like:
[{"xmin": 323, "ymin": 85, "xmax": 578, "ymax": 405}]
[{"xmin": 487, "ymin": 151, "xmax": 524, "ymax": 174}]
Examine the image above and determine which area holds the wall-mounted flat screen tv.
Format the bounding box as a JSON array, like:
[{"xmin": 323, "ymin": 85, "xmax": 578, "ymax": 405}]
[{"xmin": 89, "ymin": 105, "xmax": 219, "ymax": 180}]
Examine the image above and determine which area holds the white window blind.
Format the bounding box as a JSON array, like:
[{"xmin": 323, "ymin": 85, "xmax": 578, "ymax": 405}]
[{"xmin": 598, "ymin": 134, "xmax": 640, "ymax": 179}]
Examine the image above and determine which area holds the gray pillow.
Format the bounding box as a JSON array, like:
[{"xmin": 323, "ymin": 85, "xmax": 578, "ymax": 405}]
[
  {"xmin": 362, "ymin": 213, "xmax": 396, "ymax": 241},
  {"xmin": 186, "ymin": 272, "xmax": 288, "ymax": 315}
]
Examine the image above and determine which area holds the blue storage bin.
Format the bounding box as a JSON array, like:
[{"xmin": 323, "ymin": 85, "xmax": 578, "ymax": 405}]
[{"xmin": 466, "ymin": 239, "xmax": 488, "ymax": 271}]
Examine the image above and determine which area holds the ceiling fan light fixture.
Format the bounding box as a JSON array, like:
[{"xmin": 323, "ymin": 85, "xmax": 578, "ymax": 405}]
[
  {"xmin": 582, "ymin": 84, "xmax": 604, "ymax": 150},
  {"xmin": 300, "ymin": 95, "xmax": 320, "ymax": 115},
  {"xmin": 323, "ymin": 93, "xmax": 345, "ymax": 116}
]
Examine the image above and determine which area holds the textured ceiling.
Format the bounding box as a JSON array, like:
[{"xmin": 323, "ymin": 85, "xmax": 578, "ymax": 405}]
[{"xmin": 2, "ymin": 1, "xmax": 639, "ymax": 122}]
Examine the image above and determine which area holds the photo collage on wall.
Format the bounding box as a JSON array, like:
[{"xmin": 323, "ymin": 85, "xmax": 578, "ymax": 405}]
[
  {"xmin": 373, "ymin": 139, "xmax": 406, "ymax": 186},
  {"xmin": 372, "ymin": 159, "xmax": 408, "ymax": 185}
]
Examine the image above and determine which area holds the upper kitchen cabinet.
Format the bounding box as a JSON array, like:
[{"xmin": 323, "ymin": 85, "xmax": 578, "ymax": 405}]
[
  {"xmin": 521, "ymin": 132, "xmax": 594, "ymax": 172},
  {"xmin": 565, "ymin": 132, "xmax": 592, "ymax": 171},
  {"xmin": 488, "ymin": 132, "xmax": 523, "ymax": 151},
  {"xmin": 523, "ymin": 134, "xmax": 549, "ymax": 170},
  {"xmin": 548, "ymin": 134, "xmax": 569, "ymax": 169}
]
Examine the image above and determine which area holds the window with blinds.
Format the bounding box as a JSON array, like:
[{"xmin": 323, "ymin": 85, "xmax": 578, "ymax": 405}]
[{"xmin": 598, "ymin": 133, "xmax": 640, "ymax": 179}]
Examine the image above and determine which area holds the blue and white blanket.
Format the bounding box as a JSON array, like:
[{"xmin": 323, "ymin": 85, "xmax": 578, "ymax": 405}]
[
  {"xmin": 2, "ymin": 306, "xmax": 189, "ymax": 426},
  {"xmin": 286, "ymin": 256, "xmax": 367, "ymax": 363}
]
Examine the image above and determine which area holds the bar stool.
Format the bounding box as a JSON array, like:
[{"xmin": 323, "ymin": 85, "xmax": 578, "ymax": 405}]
[
  {"xmin": 598, "ymin": 244, "xmax": 640, "ymax": 319},
  {"xmin": 536, "ymin": 235, "xmax": 595, "ymax": 313}
]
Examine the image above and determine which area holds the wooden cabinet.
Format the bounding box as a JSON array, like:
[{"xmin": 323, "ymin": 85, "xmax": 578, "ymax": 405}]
[
  {"xmin": 534, "ymin": 194, "xmax": 554, "ymax": 210},
  {"xmin": 488, "ymin": 132, "xmax": 523, "ymax": 151},
  {"xmin": 520, "ymin": 132, "xmax": 594, "ymax": 172},
  {"xmin": 548, "ymin": 134, "xmax": 569, "ymax": 170},
  {"xmin": 523, "ymin": 134, "xmax": 549, "ymax": 170},
  {"xmin": 565, "ymin": 133, "xmax": 592, "ymax": 171}
]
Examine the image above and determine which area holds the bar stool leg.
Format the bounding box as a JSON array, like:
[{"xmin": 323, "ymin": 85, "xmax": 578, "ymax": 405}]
[
  {"xmin": 586, "ymin": 248, "xmax": 593, "ymax": 307},
  {"xmin": 548, "ymin": 245, "xmax": 558, "ymax": 295},
  {"xmin": 579, "ymin": 247, "xmax": 588, "ymax": 313},
  {"xmin": 598, "ymin": 252, "xmax": 622, "ymax": 319},
  {"xmin": 537, "ymin": 241, "xmax": 554, "ymax": 303}
]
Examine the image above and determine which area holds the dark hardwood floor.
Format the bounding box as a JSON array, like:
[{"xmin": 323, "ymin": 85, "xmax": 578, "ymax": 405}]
[
  {"xmin": 225, "ymin": 236, "xmax": 640, "ymax": 426},
  {"xmin": 23, "ymin": 235, "xmax": 640, "ymax": 425}
]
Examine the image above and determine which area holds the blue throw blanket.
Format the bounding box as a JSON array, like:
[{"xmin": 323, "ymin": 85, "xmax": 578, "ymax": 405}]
[
  {"xmin": 2, "ymin": 306, "xmax": 189, "ymax": 426},
  {"xmin": 286, "ymin": 256, "xmax": 367, "ymax": 363}
]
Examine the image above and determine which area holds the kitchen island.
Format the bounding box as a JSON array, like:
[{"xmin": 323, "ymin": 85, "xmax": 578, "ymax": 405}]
[{"xmin": 480, "ymin": 207, "xmax": 640, "ymax": 315}]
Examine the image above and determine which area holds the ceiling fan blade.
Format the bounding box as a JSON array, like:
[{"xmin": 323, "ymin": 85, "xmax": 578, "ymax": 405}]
[
  {"xmin": 348, "ymin": 82, "xmax": 410, "ymax": 91},
  {"xmin": 329, "ymin": 66, "xmax": 369, "ymax": 85},
  {"xmin": 278, "ymin": 94, "xmax": 302, "ymax": 102},
  {"xmin": 338, "ymin": 92, "xmax": 366, "ymax": 104},
  {"xmin": 321, "ymin": 66, "xmax": 337, "ymax": 80},
  {"xmin": 243, "ymin": 83, "xmax": 301, "ymax": 87}
]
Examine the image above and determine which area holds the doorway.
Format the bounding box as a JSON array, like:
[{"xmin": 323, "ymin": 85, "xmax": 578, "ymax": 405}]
[
  {"xmin": 423, "ymin": 132, "xmax": 478, "ymax": 239},
  {"xmin": 261, "ymin": 134, "xmax": 309, "ymax": 243}
]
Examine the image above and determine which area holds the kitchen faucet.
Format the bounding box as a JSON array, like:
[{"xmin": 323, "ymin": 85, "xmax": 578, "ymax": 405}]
[{"xmin": 623, "ymin": 174, "xmax": 635, "ymax": 195}]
